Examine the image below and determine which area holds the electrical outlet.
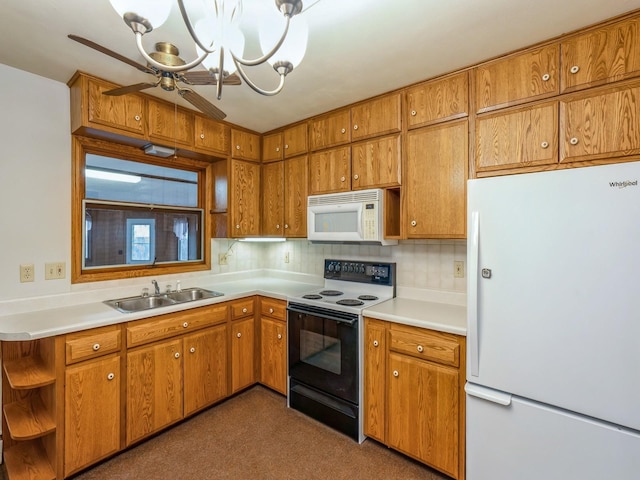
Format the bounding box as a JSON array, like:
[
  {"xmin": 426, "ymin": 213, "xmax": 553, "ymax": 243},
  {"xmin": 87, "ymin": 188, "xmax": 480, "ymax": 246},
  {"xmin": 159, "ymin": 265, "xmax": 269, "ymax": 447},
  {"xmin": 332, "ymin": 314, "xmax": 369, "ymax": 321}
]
[
  {"xmin": 20, "ymin": 264, "xmax": 35, "ymax": 283},
  {"xmin": 454, "ymin": 260, "xmax": 465, "ymax": 278},
  {"xmin": 284, "ymin": 251, "xmax": 290, "ymax": 263},
  {"xmin": 45, "ymin": 262, "xmax": 66, "ymax": 280},
  {"xmin": 218, "ymin": 253, "xmax": 228, "ymax": 265}
]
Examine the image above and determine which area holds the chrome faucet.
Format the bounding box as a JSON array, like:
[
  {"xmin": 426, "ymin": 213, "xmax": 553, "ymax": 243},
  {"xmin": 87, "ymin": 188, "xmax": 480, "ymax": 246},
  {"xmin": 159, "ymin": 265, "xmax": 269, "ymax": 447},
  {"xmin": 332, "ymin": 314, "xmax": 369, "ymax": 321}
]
[{"xmin": 151, "ymin": 279, "xmax": 160, "ymax": 295}]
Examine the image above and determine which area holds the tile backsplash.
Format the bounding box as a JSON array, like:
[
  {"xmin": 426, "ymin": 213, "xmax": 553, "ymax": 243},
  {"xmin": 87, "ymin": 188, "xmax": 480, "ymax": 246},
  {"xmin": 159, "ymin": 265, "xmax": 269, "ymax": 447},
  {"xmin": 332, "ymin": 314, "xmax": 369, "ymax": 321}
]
[{"xmin": 212, "ymin": 239, "xmax": 467, "ymax": 293}]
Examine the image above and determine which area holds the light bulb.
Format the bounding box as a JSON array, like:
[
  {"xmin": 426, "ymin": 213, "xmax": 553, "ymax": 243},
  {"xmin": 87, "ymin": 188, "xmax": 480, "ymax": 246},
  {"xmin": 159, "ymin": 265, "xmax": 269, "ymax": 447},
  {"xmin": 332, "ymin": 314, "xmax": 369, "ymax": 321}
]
[{"xmin": 109, "ymin": 0, "xmax": 172, "ymax": 30}]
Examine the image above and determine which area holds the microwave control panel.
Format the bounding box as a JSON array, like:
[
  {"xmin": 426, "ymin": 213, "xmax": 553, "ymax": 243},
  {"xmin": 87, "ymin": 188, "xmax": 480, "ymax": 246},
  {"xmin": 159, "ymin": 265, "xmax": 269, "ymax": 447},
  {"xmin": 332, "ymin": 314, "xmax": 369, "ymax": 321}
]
[{"xmin": 363, "ymin": 202, "xmax": 377, "ymax": 240}]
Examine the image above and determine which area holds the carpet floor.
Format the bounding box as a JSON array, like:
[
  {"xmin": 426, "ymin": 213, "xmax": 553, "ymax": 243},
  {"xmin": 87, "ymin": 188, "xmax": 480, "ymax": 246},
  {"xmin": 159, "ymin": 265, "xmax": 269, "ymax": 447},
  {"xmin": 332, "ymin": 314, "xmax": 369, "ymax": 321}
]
[{"xmin": 67, "ymin": 386, "xmax": 450, "ymax": 480}]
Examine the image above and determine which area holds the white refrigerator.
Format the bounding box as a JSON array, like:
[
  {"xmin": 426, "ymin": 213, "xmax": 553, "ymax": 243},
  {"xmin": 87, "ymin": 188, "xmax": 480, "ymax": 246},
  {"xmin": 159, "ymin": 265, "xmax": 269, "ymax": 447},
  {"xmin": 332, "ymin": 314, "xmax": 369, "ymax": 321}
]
[{"xmin": 466, "ymin": 161, "xmax": 640, "ymax": 479}]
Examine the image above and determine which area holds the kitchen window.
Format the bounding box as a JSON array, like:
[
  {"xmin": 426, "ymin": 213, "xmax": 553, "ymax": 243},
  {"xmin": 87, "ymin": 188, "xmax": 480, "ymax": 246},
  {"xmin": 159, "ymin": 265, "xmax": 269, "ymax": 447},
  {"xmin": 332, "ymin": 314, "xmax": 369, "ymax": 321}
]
[{"xmin": 72, "ymin": 136, "xmax": 212, "ymax": 283}]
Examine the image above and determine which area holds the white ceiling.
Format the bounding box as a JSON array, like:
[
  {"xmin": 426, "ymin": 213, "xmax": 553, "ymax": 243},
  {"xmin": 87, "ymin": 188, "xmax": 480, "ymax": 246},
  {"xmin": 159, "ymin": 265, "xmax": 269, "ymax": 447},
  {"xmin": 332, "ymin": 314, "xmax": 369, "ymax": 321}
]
[{"xmin": 2, "ymin": 0, "xmax": 640, "ymax": 133}]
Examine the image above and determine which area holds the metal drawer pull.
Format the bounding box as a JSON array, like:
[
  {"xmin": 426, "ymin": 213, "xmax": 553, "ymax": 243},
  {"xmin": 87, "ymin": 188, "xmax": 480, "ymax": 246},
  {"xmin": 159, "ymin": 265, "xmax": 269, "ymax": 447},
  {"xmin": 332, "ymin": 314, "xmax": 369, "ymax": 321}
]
[
  {"xmin": 107, "ymin": 373, "xmax": 115, "ymax": 381},
  {"xmin": 353, "ymin": 124, "xmax": 359, "ymax": 130},
  {"xmin": 341, "ymin": 128, "xmax": 346, "ymax": 134},
  {"xmin": 190, "ymin": 347, "xmax": 196, "ymax": 353},
  {"xmin": 373, "ymin": 340, "xmax": 379, "ymax": 347},
  {"xmin": 417, "ymin": 345, "xmax": 424, "ymax": 353},
  {"xmin": 540, "ymin": 141, "xmax": 549, "ymax": 149},
  {"xmin": 174, "ymin": 352, "xmax": 180, "ymax": 359},
  {"xmin": 393, "ymin": 370, "xmax": 399, "ymax": 377},
  {"xmin": 570, "ymin": 137, "xmax": 579, "ymax": 145},
  {"xmin": 277, "ymin": 333, "xmax": 282, "ymax": 340},
  {"xmin": 269, "ymin": 308, "xmax": 274, "ymax": 314},
  {"xmin": 411, "ymin": 220, "xmax": 417, "ymax": 227},
  {"xmin": 237, "ymin": 332, "xmax": 242, "ymax": 338},
  {"xmin": 93, "ymin": 343, "xmax": 100, "ymax": 351},
  {"xmin": 570, "ymin": 65, "xmax": 580, "ymax": 74},
  {"xmin": 200, "ymin": 133, "xmax": 205, "ymax": 139},
  {"xmin": 353, "ymin": 174, "xmax": 359, "ymax": 180},
  {"xmin": 183, "ymin": 322, "xmax": 189, "ymax": 328},
  {"xmin": 542, "ymin": 73, "xmax": 550, "ymax": 81},
  {"xmin": 134, "ymin": 115, "xmax": 141, "ymax": 121},
  {"xmin": 411, "ymin": 110, "xmax": 417, "ymax": 116},
  {"xmin": 242, "ymin": 307, "xmax": 248, "ymax": 313}
]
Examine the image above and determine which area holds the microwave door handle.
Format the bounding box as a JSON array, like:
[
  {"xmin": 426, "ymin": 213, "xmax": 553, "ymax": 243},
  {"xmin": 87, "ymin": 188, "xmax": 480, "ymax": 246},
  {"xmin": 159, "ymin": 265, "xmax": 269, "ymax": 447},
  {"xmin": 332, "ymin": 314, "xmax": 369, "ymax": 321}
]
[{"xmin": 357, "ymin": 205, "xmax": 364, "ymax": 238}]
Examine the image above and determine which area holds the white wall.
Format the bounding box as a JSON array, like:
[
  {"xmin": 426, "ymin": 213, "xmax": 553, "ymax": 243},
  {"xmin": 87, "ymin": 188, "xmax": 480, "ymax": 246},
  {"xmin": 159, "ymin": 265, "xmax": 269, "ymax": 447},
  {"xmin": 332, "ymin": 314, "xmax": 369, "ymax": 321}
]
[{"xmin": 0, "ymin": 64, "xmax": 71, "ymax": 301}]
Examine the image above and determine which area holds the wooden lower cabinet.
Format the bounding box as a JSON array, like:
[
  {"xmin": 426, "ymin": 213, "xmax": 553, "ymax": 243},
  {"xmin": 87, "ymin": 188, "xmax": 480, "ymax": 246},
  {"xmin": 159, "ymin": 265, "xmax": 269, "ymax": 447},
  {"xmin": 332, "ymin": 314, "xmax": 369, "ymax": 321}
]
[
  {"xmin": 126, "ymin": 338, "xmax": 183, "ymax": 445},
  {"xmin": 230, "ymin": 317, "xmax": 256, "ymax": 394},
  {"xmin": 259, "ymin": 296, "xmax": 287, "ymax": 395},
  {"xmin": 64, "ymin": 355, "xmax": 121, "ymax": 477},
  {"xmin": 364, "ymin": 317, "xmax": 466, "ymax": 480}
]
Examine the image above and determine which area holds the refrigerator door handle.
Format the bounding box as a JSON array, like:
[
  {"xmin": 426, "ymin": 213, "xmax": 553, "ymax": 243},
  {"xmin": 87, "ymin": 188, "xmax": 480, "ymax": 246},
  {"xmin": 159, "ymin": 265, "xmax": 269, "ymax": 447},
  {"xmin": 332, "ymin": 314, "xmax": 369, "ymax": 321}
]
[
  {"xmin": 465, "ymin": 383, "xmax": 512, "ymax": 406},
  {"xmin": 468, "ymin": 211, "xmax": 480, "ymax": 376}
]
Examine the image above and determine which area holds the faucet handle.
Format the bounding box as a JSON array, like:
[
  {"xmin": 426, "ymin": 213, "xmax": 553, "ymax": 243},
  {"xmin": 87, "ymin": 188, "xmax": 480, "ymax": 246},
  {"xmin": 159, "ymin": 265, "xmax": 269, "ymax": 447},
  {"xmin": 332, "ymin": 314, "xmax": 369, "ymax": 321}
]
[
  {"xmin": 141, "ymin": 287, "xmax": 149, "ymax": 297},
  {"xmin": 176, "ymin": 280, "xmax": 182, "ymax": 292},
  {"xmin": 165, "ymin": 284, "xmax": 172, "ymax": 293}
]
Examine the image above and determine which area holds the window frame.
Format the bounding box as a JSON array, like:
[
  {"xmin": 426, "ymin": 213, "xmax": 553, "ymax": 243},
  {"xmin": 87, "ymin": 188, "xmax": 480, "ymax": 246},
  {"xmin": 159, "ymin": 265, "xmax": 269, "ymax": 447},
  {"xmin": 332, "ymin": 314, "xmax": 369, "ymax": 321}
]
[{"xmin": 72, "ymin": 136, "xmax": 212, "ymax": 284}]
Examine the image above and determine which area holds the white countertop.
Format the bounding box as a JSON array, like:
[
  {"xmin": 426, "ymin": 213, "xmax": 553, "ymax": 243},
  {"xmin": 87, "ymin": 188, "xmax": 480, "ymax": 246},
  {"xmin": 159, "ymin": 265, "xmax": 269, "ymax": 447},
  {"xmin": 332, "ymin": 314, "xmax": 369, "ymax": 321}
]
[
  {"xmin": 0, "ymin": 273, "xmax": 467, "ymax": 340},
  {"xmin": 363, "ymin": 298, "xmax": 466, "ymax": 336}
]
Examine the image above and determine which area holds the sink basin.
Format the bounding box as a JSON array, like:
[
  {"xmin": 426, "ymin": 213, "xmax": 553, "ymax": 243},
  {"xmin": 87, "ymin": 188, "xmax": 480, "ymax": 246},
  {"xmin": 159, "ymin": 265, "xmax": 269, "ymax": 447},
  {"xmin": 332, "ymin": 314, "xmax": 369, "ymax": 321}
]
[{"xmin": 104, "ymin": 288, "xmax": 224, "ymax": 313}]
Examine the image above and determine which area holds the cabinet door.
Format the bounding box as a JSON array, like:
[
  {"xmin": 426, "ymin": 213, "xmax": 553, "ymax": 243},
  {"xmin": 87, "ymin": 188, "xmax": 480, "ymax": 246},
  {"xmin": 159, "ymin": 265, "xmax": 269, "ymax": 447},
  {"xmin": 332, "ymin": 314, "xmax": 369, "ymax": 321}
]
[
  {"xmin": 476, "ymin": 101, "xmax": 558, "ymax": 172},
  {"xmin": 65, "ymin": 355, "xmax": 121, "ymax": 477},
  {"xmin": 475, "ymin": 44, "xmax": 559, "ymax": 112},
  {"xmin": 262, "ymin": 132, "xmax": 284, "ymax": 162},
  {"xmin": 363, "ymin": 319, "xmax": 386, "ymax": 443},
  {"xmin": 147, "ymin": 99, "xmax": 195, "ymax": 149},
  {"xmin": 260, "ymin": 317, "xmax": 287, "ymax": 394},
  {"xmin": 351, "ymin": 93, "xmax": 401, "ymax": 141},
  {"xmin": 126, "ymin": 339, "xmax": 183, "ymax": 445},
  {"xmin": 560, "ymin": 82, "xmax": 640, "ymax": 163},
  {"xmin": 309, "ymin": 109, "xmax": 351, "ymax": 150},
  {"xmin": 194, "ymin": 115, "xmax": 230, "ymax": 156},
  {"xmin": 232, "ymin": 129, "xmax": 261, "ymax": 161},
  {"xmin": 87, "ymin": 77, "xmax": 145, "ymax": 136},
  {"xmin": 283, "ymin": 155, "xmax": 308, "ymax": 237},
  {"xmin": 406, "ymin": 72, "xmax": 468, "ymax": 129},
  {"xmin": 388, "ymin": 353, "xmax": 459, "ymax": 478},
  {"xmin": 183, "ymin": 324, "xmax": 228, "ymax": 416},
  {"xmin": 230, "ymin": 317, "xmax": 255, "ymax": 393},
  {"xmin": 308, "ymin": 146, "xmax": 351, "ymax": 195},
  {"xmin": 230, "ymin": 159, "xmax": 261, "ymax": 237},
  {"xmin": 283, "ymin": 123, "xmax": 308, "ymax": 158},
  {"xmin": 351, "ymin": 134, "xmax": 401, "ymax": 189},
  {"xmin": 261, "ymin": 161, "xmax": 285, "ymax": 236},
  {"xmin": 405, "ymin": 120, "xmax": 468, "ymax": 238},
  {"xmin": 561, "ymin": 16, "xmax": 640, "ymax": 92}
]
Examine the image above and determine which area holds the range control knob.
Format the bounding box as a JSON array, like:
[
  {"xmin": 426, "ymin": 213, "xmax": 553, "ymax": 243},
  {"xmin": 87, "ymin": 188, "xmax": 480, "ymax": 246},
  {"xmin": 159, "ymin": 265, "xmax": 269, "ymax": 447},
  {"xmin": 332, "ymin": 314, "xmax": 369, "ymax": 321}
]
[
  {"xmin": 327, "ymin": 263, "xmax": 335, "ymax": 272},
  {"xmin": 335, "ymin": 263, "xmax": 342, "ymax": 272},
  {"xmin": 348, "ymin": 264, "xmax": 354, "ymax": 272},
  {"xmin": 359, "ymin": 264, "xmax": 366, "ymax": 274}
]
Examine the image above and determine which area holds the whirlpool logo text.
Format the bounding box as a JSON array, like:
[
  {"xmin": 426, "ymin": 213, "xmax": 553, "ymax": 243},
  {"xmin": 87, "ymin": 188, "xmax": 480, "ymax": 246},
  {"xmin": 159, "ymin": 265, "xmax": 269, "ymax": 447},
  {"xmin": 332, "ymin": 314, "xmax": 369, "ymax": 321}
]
[{"xmin": 609, "ymin": 180, "xmax": 638, "ymax": 189}]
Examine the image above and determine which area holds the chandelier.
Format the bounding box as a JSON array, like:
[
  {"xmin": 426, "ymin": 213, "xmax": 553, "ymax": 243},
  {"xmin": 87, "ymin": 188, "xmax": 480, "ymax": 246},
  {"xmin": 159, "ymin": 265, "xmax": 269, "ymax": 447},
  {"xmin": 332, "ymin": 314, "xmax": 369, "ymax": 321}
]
[{"xmin": 108, "ymin": 0, "xmax": 308, "ymax": 99}]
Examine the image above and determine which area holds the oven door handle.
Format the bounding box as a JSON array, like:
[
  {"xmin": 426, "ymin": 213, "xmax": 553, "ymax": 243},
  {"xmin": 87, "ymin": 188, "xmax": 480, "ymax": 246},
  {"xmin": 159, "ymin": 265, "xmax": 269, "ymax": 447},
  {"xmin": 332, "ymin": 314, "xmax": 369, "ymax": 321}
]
[{"xmin": 286, "ymin": 305, "xmax": 358, "ymax": 326}]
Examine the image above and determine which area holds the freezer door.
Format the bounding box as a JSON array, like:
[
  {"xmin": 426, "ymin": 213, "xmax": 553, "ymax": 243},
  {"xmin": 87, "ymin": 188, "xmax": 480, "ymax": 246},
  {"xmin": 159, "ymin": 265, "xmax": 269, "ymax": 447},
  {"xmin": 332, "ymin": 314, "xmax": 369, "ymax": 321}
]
[
  {"xmin": 467, "ymin": 161, "xmax": 640, "ymax": 430},
  {"xmin": 466, "ymin": 384, "xmax": 640, "ymax": 480}
]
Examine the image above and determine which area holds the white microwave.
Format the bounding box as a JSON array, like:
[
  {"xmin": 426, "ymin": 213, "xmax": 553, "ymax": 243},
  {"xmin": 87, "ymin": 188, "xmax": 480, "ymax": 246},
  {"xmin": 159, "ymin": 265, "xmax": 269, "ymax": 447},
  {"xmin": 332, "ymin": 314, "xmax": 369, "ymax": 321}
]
[{"xmin": 307, "ymin": 189, "xmax": 397, "ymax": 245}]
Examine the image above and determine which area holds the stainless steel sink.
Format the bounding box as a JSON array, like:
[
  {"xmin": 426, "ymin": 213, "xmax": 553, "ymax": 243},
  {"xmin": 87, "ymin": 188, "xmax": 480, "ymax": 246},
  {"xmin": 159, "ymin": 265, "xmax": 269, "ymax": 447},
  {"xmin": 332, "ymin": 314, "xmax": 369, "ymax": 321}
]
[{"xmin": 104, "ymin": 287, "xmax": 224, "ymax": 313}]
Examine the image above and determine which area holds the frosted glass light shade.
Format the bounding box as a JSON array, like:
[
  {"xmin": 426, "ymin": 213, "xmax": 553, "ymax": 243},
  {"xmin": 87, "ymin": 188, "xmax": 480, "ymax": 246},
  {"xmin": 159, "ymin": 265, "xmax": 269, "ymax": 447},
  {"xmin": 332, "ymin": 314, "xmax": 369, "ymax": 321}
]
[
  {"xmin": 259, "ymin": 16, "xmax": 308, "ymax": 68},
  {"xmin": 109, "ymin": 0, "xmax": 172, "ymax": 29},
  {"xmin": 195, "ymin": 20, "xmax": 245, "ymax": 75}
]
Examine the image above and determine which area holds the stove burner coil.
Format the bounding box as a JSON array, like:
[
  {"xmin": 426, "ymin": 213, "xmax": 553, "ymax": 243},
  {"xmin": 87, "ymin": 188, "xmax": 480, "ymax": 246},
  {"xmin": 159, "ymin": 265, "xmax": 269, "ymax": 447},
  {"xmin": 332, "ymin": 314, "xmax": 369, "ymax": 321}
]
[
  {"xmin": 302, "ymin": 294, "xmax": 323, "ymax": 300},
  {"xmin": 336, "ymin": 299, "xmax": 365, "ymax": 306},
  {"xmin": 319, "ymin": 290, "xmax": 343, "ymax": 296},
  {"xmin": 358, "ymin": 295, "xmax": 378, "ymax": 301}
]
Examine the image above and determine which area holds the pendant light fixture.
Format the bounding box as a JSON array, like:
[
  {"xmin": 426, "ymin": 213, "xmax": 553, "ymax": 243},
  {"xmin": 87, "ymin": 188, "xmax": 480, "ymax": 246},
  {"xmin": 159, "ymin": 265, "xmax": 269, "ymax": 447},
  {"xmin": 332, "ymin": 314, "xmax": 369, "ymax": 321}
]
[{"xmin": 109, "ymin": 0, "xmax": 309, "ymax": 99}]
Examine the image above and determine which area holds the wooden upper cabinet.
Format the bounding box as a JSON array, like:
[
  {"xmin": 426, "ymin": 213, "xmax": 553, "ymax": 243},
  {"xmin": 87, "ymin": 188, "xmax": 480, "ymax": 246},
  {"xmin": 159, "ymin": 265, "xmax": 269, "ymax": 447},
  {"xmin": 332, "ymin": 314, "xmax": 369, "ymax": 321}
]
[
  {"xmin": 476, "ymin": 101, "xmax": 559, "ymax": 172},
  {"xmin": 194, "ymin": 115, "xmax": 230, "ymax": 156},
  {"xmin": 232, "ymin": 129, "xmax": 261, "ymax": 161},
  {"xmin": 283, "ymin": 155, "xmax": 308, "ymax": 237},
  {"xmin": 69, "ymin": 73, "xmax": 146, "ymax": 137},
  {"xmin": 561, "ymin": 15, "xmax": 640, "ymax": 92},
  {"xmin": 283, "ymin": 123, "xmax": 308, "ymax": 158},
  {"xmin": 308, "ymin": 146, "xmax": 351, "ymax": 195},
  {"xmin": 475, "ymin": 44, "xmax": 560, "ymax": 112},
  {"xmin": 309, "ymin": 109, "xmax": 351, "ymax": 150},
  {"xmin": 262, "ymin": 132, "xmax": 284, "ymax": 162},
  {"xmin": 405, "ymin": 120, "xmax": 468, "ymax": 238},
  {"xmin": 147, "ymin": 98, "xmax": 195, "ymax": 149},
  {"xmin": 230, "ymin": 159, "xmax": 261, "ymax": 237},
  {"xmin": 351, "ymin": 93, "xmax": 402, "ymax": 141},
  {"xmin": 406, "ymin": 72, "xmax": 469, "ymax": 129},
  {"xmin": 560, "ymin": 81, "xmax": 640, "ymax": 163},
  {"xmin": 261, "ymin": 161, "xmax": 285, "ymax": 236},
  {"xmin": 351, "ymin": 134, "xmax": 401, "ymax": 190}
]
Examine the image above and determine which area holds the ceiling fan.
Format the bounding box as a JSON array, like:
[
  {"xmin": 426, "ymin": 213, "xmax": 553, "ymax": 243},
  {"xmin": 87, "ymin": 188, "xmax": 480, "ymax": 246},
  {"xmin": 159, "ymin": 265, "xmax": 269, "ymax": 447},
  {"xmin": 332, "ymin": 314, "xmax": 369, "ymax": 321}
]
[{"xmin": 68, "ymin": 34, "xmax": 241, "ymax": 121}]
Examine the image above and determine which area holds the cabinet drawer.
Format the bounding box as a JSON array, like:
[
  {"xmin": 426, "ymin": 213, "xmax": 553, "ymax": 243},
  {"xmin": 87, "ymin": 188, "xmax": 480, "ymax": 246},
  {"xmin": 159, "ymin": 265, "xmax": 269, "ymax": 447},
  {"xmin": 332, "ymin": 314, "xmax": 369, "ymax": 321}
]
[
  {"xmin": 66, "ymin": 325, "xmax": 122, "ymax": 365},
  {"xmin": 127, "ymin": 304, "xmax": 227, "ymax": 347},
  {"xmin": 230, "ymin": 298, "xmax": 255, "ymax": 320},
  {"xmin": 259, "ymin": 297, "xmax": 286, "ymax": 320},
  {"xmin": 389, "ymin": 325, "xmax": 460, "ymax": 367}
]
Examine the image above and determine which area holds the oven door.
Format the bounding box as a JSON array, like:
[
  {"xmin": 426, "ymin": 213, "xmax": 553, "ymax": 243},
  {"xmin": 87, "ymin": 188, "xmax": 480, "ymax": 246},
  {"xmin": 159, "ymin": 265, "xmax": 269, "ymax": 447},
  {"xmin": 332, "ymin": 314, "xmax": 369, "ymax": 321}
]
[{"xmin": 287, "ymin": 303, "xmax": 359, "ymax": 404}]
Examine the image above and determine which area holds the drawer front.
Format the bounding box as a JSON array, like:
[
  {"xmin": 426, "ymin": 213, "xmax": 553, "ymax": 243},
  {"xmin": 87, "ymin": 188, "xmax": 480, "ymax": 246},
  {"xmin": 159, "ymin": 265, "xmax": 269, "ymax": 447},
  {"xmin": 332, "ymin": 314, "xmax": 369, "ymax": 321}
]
[
  {"xmin": 259, "ymin": 297, "xmax": 286, "ymax": 320},
  {"xmin": 231, "ymin": 298, "xmax": 255, "ymax": 320},
  {"xmin": 389, "ymin": 326, "xmax": 460, "ymax": 367},
  {"xmin": 66, "ymin": 325, "xmax": 122, "ymax": 365},
  {"xmin": 127, "ymin": 304, "xmax": 228, "ymax": 348}
]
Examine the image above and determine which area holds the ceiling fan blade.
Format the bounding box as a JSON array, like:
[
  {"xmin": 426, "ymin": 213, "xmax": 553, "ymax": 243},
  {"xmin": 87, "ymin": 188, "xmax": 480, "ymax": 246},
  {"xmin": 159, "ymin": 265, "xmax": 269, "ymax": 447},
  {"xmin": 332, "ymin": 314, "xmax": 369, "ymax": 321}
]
[
  {"xmin": 179, "ymin": 89, "xmax": 227, "ymax": 121},
  {"xmin": 103, "ymin": 83, "xmax": 158, "ymax": 96},
  {"xmin": 181, "ymin": 71, "xmax": 242, "ymax": 86},
  {"xmin": 68, "ymin": 34, "xmax": 155, "ymax": 74}
]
